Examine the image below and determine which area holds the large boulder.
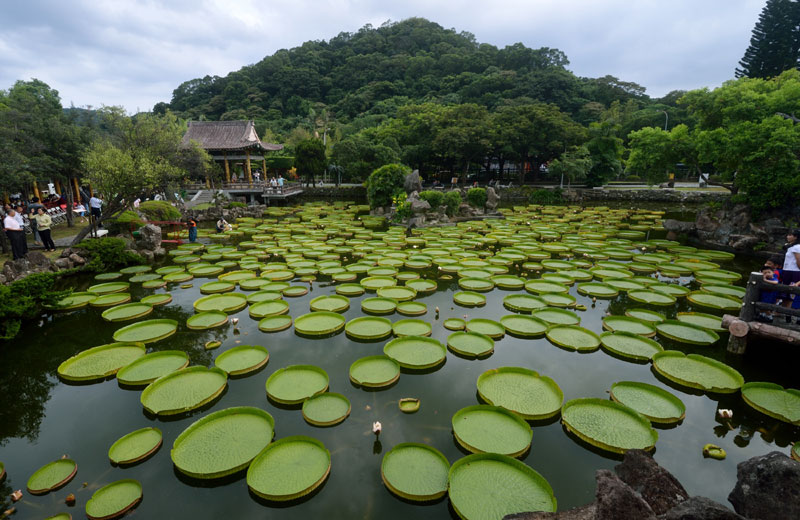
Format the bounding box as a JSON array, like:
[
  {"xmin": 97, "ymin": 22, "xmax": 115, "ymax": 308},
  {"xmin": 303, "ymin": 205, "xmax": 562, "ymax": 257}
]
[
  {"xmin": 486, "ymin": 187, "xmax": 500, "ymax": 211},
  {"xmin": 404, "ymin": 170, "xmax": 423, "ymax": 194},
  {"xmin": 663, "ymin": 219, "xmax": 696, "ymax": 234},
  {"xmin": 662, "ymin": 496, "xmax": 744, "ymax": 520},
  {"xmin": 2, "ymin": 251, "xmax": 57, "ymax": 283},
  {"xmin": 727, "ymin": 451, "xmax": 800, "ymax": 520},
  {"xmin": 614, "ymin": 450, "xmax": 688, "ymax": 515},
  {"xmin": 594, "ymin": 470, "xmax": 656, "ymax": 520},
  {"xmin": 410, "ymin": 199, "xmax": 431, "ymax": 214},
  {"xmin": 503, "ymin": 503, "xmax": 596, "ymax": 520},
  {"xmin": 135, "ymin": 224, "xmax": 162, "ymax": 251}
]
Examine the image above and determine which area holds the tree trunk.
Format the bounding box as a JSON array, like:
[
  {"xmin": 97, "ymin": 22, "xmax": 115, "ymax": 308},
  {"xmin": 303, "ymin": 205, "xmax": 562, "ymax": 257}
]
[
  {"xmin": 69, "ymin": 204, "xmax": 122, "ymax": 246},
  {"xmin": 517, "ymin": 162, "xmax": 525, "ymax": 185},
  {"xmin": 65, "ymin": 183, "xmax": 74, "ymax": 228}
]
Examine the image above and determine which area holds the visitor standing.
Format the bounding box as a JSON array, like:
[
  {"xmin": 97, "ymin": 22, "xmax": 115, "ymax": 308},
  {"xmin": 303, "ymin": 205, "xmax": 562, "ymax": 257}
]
[
  {"xmin": 28, "ymin": 197, "xmax": 45, "ymax": 246},
  {"xmin": 133, "ymin": 198, "xmax": 141, "ymax": 208},
  {"xmin": 278, "ymin": 174, "xmax": 284, "ymax": 188},
  {"xmin": 231, "ymin": 172, "xmax": 238, "ymax": 183},
  {"xmin": 75, "ymin": 202, "xmax": 87, "ymax": 222},
  {"xmin": 216, "ymin": 217, "xmax": 229, "ymax": 233},
  {"xmin": 4, "ymin": 209, "xmax": 27, "ymax": 260},
  {"xmin": 781, "ymin": 229, "xmax": 800, "ymax": 315},
  {"xmin": 187, "ymin": 218, "xmax": 198, "ymax": 243},
  {"xmin": 254, "ymin": 171, "xmax": 261, "ymax": 183},
  {"xmin": 35, "ymin": 208, "xmax": 56, "ymax": 251},
  {"xmin": 89, "ymin": 194, "xmax": 103, "ymax": 221}
]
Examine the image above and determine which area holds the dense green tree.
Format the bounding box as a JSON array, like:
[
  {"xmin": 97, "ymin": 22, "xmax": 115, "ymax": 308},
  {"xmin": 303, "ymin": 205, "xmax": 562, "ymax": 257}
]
[
  {"xmin": 584, "ymin": 121, "xmax": 624, "ymax": 186},
  {"xmin": 626, "ymin": 127, "xmax": 676, "ymax": 184},
  {"xmin": 330, "ymin": 132, "xmax": 399, "ymax": 182},
  {"xmin": 294, "ymin": 138, "xmax": 327, "ymax": 186},
  {"xmin": 548, "ymin": 146, "xmax": 592, "ymax": 187},
  {"xmin": 365, "ymin": 163, "xmax": 410, "ymax": 208},
  {"xmin": 736, "ymin": 0, "xmax": 800, "ymax": 79}
]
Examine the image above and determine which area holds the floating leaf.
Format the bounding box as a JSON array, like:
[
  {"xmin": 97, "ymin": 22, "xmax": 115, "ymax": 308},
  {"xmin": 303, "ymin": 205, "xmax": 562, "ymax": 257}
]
[
  {"xmin": 561, "ymin": 398, "xmax": 658, "ymax": 454},
  {"xmin": 58, "ymin": 342, "xmax": 146, "ymax": 382},
  {"xmin": 532, "ymin": 307, "xmax": 580, "ymax": 326},
  {"xmin": 453, "ymin": 291, "xmax": 486, "ymax": 307},
  {"xmin": 393, "ymin": 319, "xmax": 432, "ymax": 337},
  {"xmin": 443, "ymin": 318, "xmax": 466, "ymax": 330},
  {"xmin": 703, "ymin": 443, "xmax": 726, "ymax": 460},
  {"xmin": 546, "ymin": 325, "xmax": 601, "ymax": 352},
  {"xmin": 466, "ymin": 319, "xmax": 505, "ymax": 338},
  {"xmin": 741, "ymin": 382, "xmax": 800, "ymax": 425},
  {"xmin": 116, "ymin": 351, "xmax": 189, "ymax": 385},
  {"xmin": 396, "ymin": 301, "xmax": 427, "ymax": 316},
  {"xmin": 294, "ymin": 311, "xmax": 346, "ymax": 336},
  {"xmin": 503, "ymin": 293, "xmax": 547, "ymax": 312},
  {"xmin": 215, "ymin": 345, "xmax": 269, "ymax": 376},
  {"xmin": 345, "ymin": 316, "xmax": 393, "ymax": 340},
  {"xmin": 108, "ymin": 427, "xmax": 162, "ymax": 465},
  {"xmin": 500, "ymin": 315, "xmax": 548, "ymax": 338},
  {"xmin": 652, "ymin": 351, "xmax": 743, "ymax": 393},
  {"xmin": 112, "ymin": 319, "xmax": 178, "ymax": 344},
  {"xmin": 49, "ymin": 291, "xmax": 97, "ymax": 310},
  {"xmin": 193, "ymin": 293, "xmax": 248, "ymax": 313},
  {"xmin": 655, "ymin": 320, "xmax": 720, "ymax": 345},
  {"xmin": 27, "ymin": 459, "xmax": 77, "ymax": 494},
  {"xmin": 627, "ymin": 290, "xmax": 676, "ymax": 306},
  {"xmin": 266, "ymin": 365, "xmax": 329, "ymax": 404},
  {"xmin": 477, "ymin": 367, "xmax": 563, "ymax": 420},
  {"xmin": 247, "ymin": 436, "xmax": 331, "ymax": 501},
  {"xmin": 398, "ymin": 398, "xmax": 420, "ymax": 413},
  {"xmin": 302, "ymin": 393, "xmax": 351, "ymax": 426},
  {"xmin": 599, "ymin": 332, "xmax": 663, "ymax": 361},
  {"xmin": 258, "ymin": 315, "xmax": 293, "ymax": 332},
  {"xmin": 87, "ymin": 282, "xmax": 130, "ymax": 295},
  {"xmin": 577, "ymin": 282, "xmax": 619, "ymax": 298},
  {"xmin": 676, "ymin": 312, "xmax": 725, "ymax": 332},
  {"xmin": 447, "ymin": 331, "xmax": 494, "ymax": 357},
  {"xmin": 349, "ymin": 355, "xmax": 400, "ymax": 387},
  {"xmin": 85, "ymin": 479, "xmax": 142, "ymax": 520},
  {"xmin": 602, "ymin": 316, "xmax": 656, "ymax": 337},
  {"xmin": 140, "ymin": 366, "xmax": 228, "ymax": 415},
  {"xmin": 249, "ymin": 300, "xmax": 290, "ymax": 319},
  {"xmin": 140, "ymin": 293, "xmax": 172, "ymax": 306},
  {"xmin": 610, "ymin": 381, "xmax": 685, "ymax": 424},
  {"xmin": 452, "ymin": 405, "xmax": 532, "ymax": 457},
  {"xmin": 624, "ymin": 308, "xmax": 666, "ymax": 323},
  {"xmin": 381, "ymin": 443, "xmax": 448, "ymax": 501},
  {"xmin": 309, "ymin": 295, "xmax": 350, "ymax": 313},
  {"xmin": 384, "ymin": 336, "xmax": 446, "ymax": 369},
  {"xmin": 90, "ymin": 293, "xmax": 132, "ymax": 307}
]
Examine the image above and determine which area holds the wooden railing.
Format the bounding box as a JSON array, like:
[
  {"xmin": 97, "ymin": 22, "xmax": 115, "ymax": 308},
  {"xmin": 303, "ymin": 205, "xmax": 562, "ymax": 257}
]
[{"xmin": 183, "ymin": 181, "xmax": 303, "ymax": 194}]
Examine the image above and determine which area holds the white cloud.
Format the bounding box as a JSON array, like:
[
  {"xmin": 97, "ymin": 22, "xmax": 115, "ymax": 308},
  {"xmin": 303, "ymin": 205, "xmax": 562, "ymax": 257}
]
[{"xmin": 0, "ymin": 0, "xmax": 767, "ymax": 111}]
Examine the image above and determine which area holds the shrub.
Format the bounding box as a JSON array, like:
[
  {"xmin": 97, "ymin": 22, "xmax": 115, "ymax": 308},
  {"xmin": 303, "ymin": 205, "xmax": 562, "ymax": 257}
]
[
  {"xmin": 109, "ymin": 210, "xmax": 144, "ymax": 234},
  {"xmin": 138, "ymin": 200, "xmax": 182, "ymax": 221},
  {"xmin": 466, "ymin": 188, "xmax": 487, "ymax": 208},
  {"xmin": 444, "ymin": 190, "xmax": 462, "ymax": 217},
  {"xmin": 365, "ymin": 164, "xmax": 410, "ymax": 208},
  {"xmin": 528, "ymin": 188, "xmax": 564, "ymax": 205},
  {"xmin": 77, "ymin": 237, "xmax": 144, "ymax": 273},
  {"xmin": 0, "ymin": 272, "xmax": 72, "ymax": 340},
  {"xmin": 392, "ymin": 192, "xmax": 413, "ymax": 223},
  {"xmin": 226, "ymin": 201, "xmax": 247, "ymax": 209},
  {"xmin": 419, "ymin": 190, "xmax": 444, "ymax": 209},
  {"xmin": 626, "ymin": 175, "xmax": 641, "ymax": 181}
]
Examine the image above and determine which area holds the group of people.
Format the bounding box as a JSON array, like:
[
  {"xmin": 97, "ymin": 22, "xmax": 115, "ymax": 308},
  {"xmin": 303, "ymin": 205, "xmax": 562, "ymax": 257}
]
[
  {"xmin": 2, "ymin": 198, "xmax": 57, "ymax": 260},
  {"xmin": 759, "ymin": 229, "xmax": 800, "ymax": 322},
  {"xmin": 230, "ymin": 171, "xmax": 285, "ymax": 189}
]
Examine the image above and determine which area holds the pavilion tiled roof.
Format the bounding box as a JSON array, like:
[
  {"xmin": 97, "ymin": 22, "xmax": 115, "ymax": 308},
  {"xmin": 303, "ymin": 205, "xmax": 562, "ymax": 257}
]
[{"xmin": 181, "ymin": 120, "xmax": 283, "ymax": 152}]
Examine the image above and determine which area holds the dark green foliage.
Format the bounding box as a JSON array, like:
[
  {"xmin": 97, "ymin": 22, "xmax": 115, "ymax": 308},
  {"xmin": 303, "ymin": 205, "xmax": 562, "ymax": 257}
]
[
  {"xmin": 444, "ymin": 190, "xmax": 462, "ymax": 216},
  {"xmin": 138, "ymin": 200, "xmax": 182, "ymax": 221},
  {"xmin": 109, "ymin": 210, "xmax": 145, "ymax": 235},
  {"xmin": 736, "ymin": 0, "xmax": 800, "ymax": 79},
  {"xmin": 365, "ymin": 163, "xmax": 409, "ymax": 208},
  {"xmin": 392, "ymin": 192, "xmax": 413, "ymax": 223},
  {"xmin": 528, "ymin": 188, "xmax": 564, "ymax": 205},
  {"xmin": 331, "ymin": 133, "xmax": 400, "ymax": 182},
  {"xmin": 466, "ymin": 187, "xmax": 487, "ymax": 208},
  {"xmin": 0, "ymin": 273, "xmax": 71, "ymax": 340},
  {"xmin": 295, "ymin": 139, "xmax": 327, "ymax": 186},
  {"xmin": 418, "ymin": 190, "xmax": 444, "ymax": 208},
  {"xmin": 264, "ymin": 156, "xmax": 294, "ymax": 170},
  {"xmin": 77, "ymin": 237, "xmax": 145, "ymax": 273},
  {"xmin": 226, "ymin": 201, "xmax": 247, "ymax": 209}
]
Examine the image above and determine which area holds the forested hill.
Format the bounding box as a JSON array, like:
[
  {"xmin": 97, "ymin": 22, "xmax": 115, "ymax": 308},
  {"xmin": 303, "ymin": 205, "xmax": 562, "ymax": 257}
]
[{"xmin": 159, "ymin": 18, "xmax": 674, "ymax": 134}]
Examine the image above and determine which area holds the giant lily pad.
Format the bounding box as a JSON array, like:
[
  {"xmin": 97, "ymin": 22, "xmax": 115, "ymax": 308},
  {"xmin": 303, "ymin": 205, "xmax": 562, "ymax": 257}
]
[
  {"xmin": 477, "ymin": 367, "xmax": 563, "ymax": 420},
  {"xmin": 116, "ymin": 350, "xmax": 189, "ymax": 385},
  {"xmin": 266, "ymin": 365, "xmax": 329, "ymax": 404},
  {"xmin": 393, "ymin": 319, "xmax": 432, "ymax": 337},
  {"xmin": 360, "ymin": 276, "xmax": 396, "ymax": 291},
  {"xmin": 546, "ymin": 325, "xmax": 601, "ymax": 352},
  {"xmin": 361, "ymin": 297, "xmax": 397, "ymax": 315},
  {"xmin": 625, "ymin": 308, "xmax": 666, "ymax": 323},
  {"xmin": 309, "ymin": 294, "xmax": 350, "ymax": 313},
  {"xmin": 628, "ymin": 290, "xmax": 676, "ymax": 306},
  {"xmin": 525, "ymin": 280, "xmax": 569, "ymax": 294},
  {"xmin": 599, "ymin": 332, "xmax": 663, "ymax": 361},
  {"xmin": 466, "ymin": 319, "xmax": 505, "ymax": 339},
  {"xmin": 610, "ymin": 382, "xmax": 686, "ymax": 424},
  {"xmin": 27, "ymin": 459, "xmax": 77, "ymax": 494},
  {"xmin": 85, "ymin": 479, "xmax": 142, "ymax": 520},
  {"xmin": 140, "ymin": 293, "xmax": 172, "ymax": 306},
  {"xmin": 500, "ymin": 315, "xmax": 548, "ymax": 338},
  {"xmin": 447, "ymin": 331, "xmax": 494, "ymax": 357},
  {"xmin": 561, "ymin": 398, "xmax": 658, "ymax": 454},
  {"xmin": 384, "ymin": 336, "xmax": 446, "ymax": 369},
  {"xmin": 655, "ymin": 320, "xmax": 720, "ymax": 345},
  {"xmin": 294, "ymin": 311, "xmax": 345, "ymax": 336},
  {"xmin": 249, "ymin": 300, "xmax": 290, "ymax": 319},
  {"xmin": 453, "ymin": 291, "xmax": 486, "ymax": 307},
  {"xmin": 336, "ymin": 283, "xmax": 365, "ymax": 296},
  {"xmin": 532, "ymin": 308, "xmax": 580, "ymax": 326},
  {"xmin": 58, "ymin": 342, "xmax": 146, "ymax": 382},
  {"xmin": 448, "ymin": 453, "xmax": 557, "ymax": 518},
  {"xmin": 186, "ymin": 310, "xmax": 228, "ymax": 330},
  {"xmin": 452, "ymin": 405, "xmax": 532, "ymax": 457},
  {"xmin": 602, "ymin": 316, "xmax": 656, "ymax": 337},
  {"xmin": 49, "ymin": 291, "xmax": 97, "ymax": 310},
  {"xmin": 381, "ymin": 443, "xmax": 449, "ymax": 501},
  {"xmin": 443, "ymin": 318, "xmax": 466, "ymax": 331},
  {"xmin": 140, "ymin": 366, "xmax": 228, "ymax": 415},
  {"xmin": 346, "ymin": 316, "xmax": 393, "ymax": 340},
  {"xmin": 199, "ymin": 281, "xmax": 235, "ymax": 294},
  {"xmin": 686, "ymin": 291, "xmax": 742, "ymax": 311},
  {"xmin": 577, "ymin": 282, "xmax": 619, "ymax": 298},
  {"xmin": 215, "ymin": 345, "xmax": 269, "ymax": 376},
  {"xmin": 258, "ymin": 315, "xmax": 293, "ymax": 332},
  {"xmin": 396, "ymin": 301, "xmax": 427, "ymax": 316},
  {"xmin": 113, "ymin": 319, "xmax": 178, "ymax": 344},
  {"xmin": 503, "ymin": 293, "xmax": 547, "ymax": 312},
  {"xmin": 193, "ymin": 293, "xmax": 248, "ymax": 313},
  {"xmin": 377, "ymin": 286, "xmax": 417, "ymax": 301},
  {"xmin": 108, "ymin": 427, "xmax": 163, "ymax": 464},
  {"xmin": 741, "ymin": 382, "xmax": 800, "ymax": 425},
  {"xmin": 676, "ymin": 312, "xmax": 725, "ymax": 332},
  {"xmin": 88, "ymin": 282, "xmax": 130, "ymax": 295},
  {"xmin": 90, "ymin": 293, "xmax": 132, "ymax": 307},
  {"xmin": 302, "ymin": 392, "xmax": 351, "ymax": 426},
  {"xmin": 349, "ymin": 355, "xmax": 401, "ymax": 387},
  {"xmin": 247, "ymin": 435, "xmax": 331, "ymax": 501},
  {"xmin": 171, "ymin": 406, "xmax": 274, "ymax": 478},
  {"xmin": 652, "ymin": 351, "xmax": 744, "ymax": 393}
]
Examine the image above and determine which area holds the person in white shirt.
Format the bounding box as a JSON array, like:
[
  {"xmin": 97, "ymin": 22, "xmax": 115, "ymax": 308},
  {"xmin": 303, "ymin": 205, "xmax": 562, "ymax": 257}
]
[
  {"xmin": 89, "ymin": 195, "xmax": 103, "ymax": 219},
  {"xmin": 781, "ymin": 230, "xmax": 800, "ymax": 314},
  {"xmin": 133, "ymin": 198, "xmax": 141, "ymax": 208},
  {"xmin": 4, "ymin": 209, "xmax": 27, "ymax": 259}
]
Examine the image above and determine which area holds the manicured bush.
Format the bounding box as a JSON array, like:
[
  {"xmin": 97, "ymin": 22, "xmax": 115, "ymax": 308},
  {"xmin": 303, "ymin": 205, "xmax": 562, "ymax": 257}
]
[
  {"xmin": 77, "ymin": 237, "xmax": 144, "ymax": 273},
  {"xmin": 467, "ymin": 187, "xmax": 487, "ymax": 208},
  {"xmin": 444, "ymin": 190, "xmax": 462, "ymax": 217},
  {"xmin": 365, "ymin": 164, "xmax": 410, "ymax": 208},
  {"xmin": 138, "ymin": 200, "xmax": 182, "ymax": 221},
  {"xmin": 0, "ymin": 272, "xmax": 72, "ymax": 340},
  {"xmin": 109, "ymin": 211, "xmax": 144, "ymax": 234},
  {"xmin": 226, "ymin": 202, "xmax": 247, "ymax": 209},
  {"xmin": 419, "ymin": 190, "xmax": 444, "ymax": 209},
  {"xmin": 626, "ymin": 175, "xmax": 641, "ymax": 181}
]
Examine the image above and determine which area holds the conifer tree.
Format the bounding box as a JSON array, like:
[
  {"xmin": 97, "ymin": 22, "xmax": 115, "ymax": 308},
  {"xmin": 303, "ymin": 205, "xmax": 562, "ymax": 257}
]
[{"xmin": 735, "ymin": 0, "xmax": 800, "ymax": 78}]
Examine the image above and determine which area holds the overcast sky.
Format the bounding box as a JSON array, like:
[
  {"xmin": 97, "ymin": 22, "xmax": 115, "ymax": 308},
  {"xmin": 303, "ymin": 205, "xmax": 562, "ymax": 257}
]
[{"xmin": 0, "ymin": 0, "xmax": 766, "ymax": 113}]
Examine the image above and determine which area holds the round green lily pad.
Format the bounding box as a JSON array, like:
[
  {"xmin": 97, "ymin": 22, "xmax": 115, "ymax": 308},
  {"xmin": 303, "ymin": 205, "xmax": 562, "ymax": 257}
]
[
  {"xmin": 85, "ymin": 479, "xmax": 142, "ymax": 520},
  {"xmin": 215, "ymin": 345, "xmax": 269, "ymax": 376},
  {"xmin": 577, "ymin": 282, "xmax": 619, "ymax": 298},
  {"xmin": 199, "ymin": 281, "xmax": 235, "ymax": 294},
  {"xmin": 349, "ymin": 355, "xmax": 401, "ymax": 387},
  {"xmin": 561, "ymin": 398, "xmax": 658, "ymax": 454},
  {"xmin": 625, "ymin": 308, "xmax": 666, "ymax": 323},
  {"xmin": 90, "ymin": 293, "xmax": 132, "ymax": 307},
  {"xmin": 171, "ymin": 406, "xmax": 275, "ymax": 478},
  {"xmin": 58, "ymin": 342, "xmax": 146, "ymax": 382},
  {"xmin": 686, "ymin": 291, "xmax": 742, "ymax": 311},
  {"xmin": 610, "ymin": 382, "xmax": 686, "ymax": 424},
  {"xmin": 189, "ymin": 265, "xmax": 225, "ymax": 277},
  {"xmin": 399, "ymin": 398, "xmax": 420, "ymax": 413},
  {"xmin": 503, "ymin": 293, "xmax": 547, "ymax": 312},
  {"xmin": 443, "ymin": 318, "xmax": 466, "ymax": 330},
  {"xmin": 448, "ymin": 453, "xmax": 557, "ymax": 518},
  {"xmin": 282, "ymin": 285, "xmax": 309, "ymax": 297},
  {"xmin": 652, "ymin": 351, "xmax": 744, "ymax": 393},
  {"xmin": 458, "ymin": 277, "xmax": 495, "ymax": 292},
  {"xmin": 336, "ymin": 283, "xmax": 365, "ymax": 296},
  {"xmin": 477, "ymin": 367, "xmax": 563, "ymax": 420},
  {"xmin": 266, "ymin": 365, "xmax": 329, "ymax": 404},
  {"xmin": 361, "ymin": 276, "xmax": 396, "ymax": 291},
  {"xmin": 447, "ymin": 331, "xmax": 494, "ymax": 357},
  {"xmin": 247, "ymin": 435, "xmax": 331, "ymax": 501},
  {"xmin": 50, "ymin": 291, "xmax": 97, "ymax": 310},
  {"xmin": 525, "ymin": 280, "xmax": 569, "ymax": 295},
  {"xmin": 376, "ymin": 286, "xmax": 416, "ymax": 301},
  {"xmin": 246, "ymin": 290, "xmax": 282, "ymax": 304},
  {"xmin": 396, "ymin": 301, "xmax": 427, "ymax": 316},
  {"xmin": 500, "ymin": 315, "xmax": 548, "ymax": 338},
  {"xmin": 162, "ymin": 271, "xmax": 193, "ymax": 283},
  {"xmin": 599, "ymin": 332, "xmax": 663, "ymax": 361},
  {"xmin": 466, "ymin": 319, "xmax": 505, "ymax": 339},
  {"xmin": 361, "ymin": 297, "xmax": 397, "ymax": 315},
  {"xmin": 294, "ymin": 312, "xmax": 346, "ymax": 337},
  {"xmin": 302, "ymin": 392, "xmax": 351, "ymax": 426},
  {"xmin": 193, "ymin": 293, "xmax": 248, "ymax": 313},
  {"xmin": 87, "ymin": 282, "xmax": 131, "ymax": 295},
  {"xmin": 100, "ymin": 302, "xmax": 153, "ymax": 322},
  {"xmin": 346, "ymin": 316, "xmax": 393, "ymax": 340},
  {"xmin": 546, "ymin": 325, "xmax": 601, "ymax": 352},
  {"xmin": 381, "ymin": 443, "xmax": 449, "ymax": 501},
  {"xmin": 532, "ymin": 307, "xmax": 580, "ymax": 326},
  {"xmin": 452, "ymin": 405, "xmax": 532, "ymax": 457},
  {"xmin": 384, "ymin": 336, "xmax": 446, "ymax": 369},
  {"xmin": 676, "ymin": 312, "xmax": 725, "ymax": 332},
  {"xmin": 95, "ymin": 272, "xmax": 123, "ymax": 281},
  {"xmin": 454, "ymin": 291, "xmax": 486, "ymax": 307},
  {"xmin": 628, "ymin": 290, "xmax": 677, "ymax": 306},
  {"xmin": 309, "ymin": 294, "xmax": 350, "ymax": 313},
  {"xmin": 187, "ymin": 310, "xmax": 228, "ymax": 330},
  {"xmin": 113, "ymin": 319, "xmax": 178, "ymax": 344},
  {"xmin": 741, "ymin": 382, "xmax": 800, "ymax": 425},
  {"xmin": 405, "ymin": 279, "xmax": 437, "ymax": 293},
  {"xmin": 140, "ymin": 293, "xmax": 172, "ymax": 306},
  {"xmin": 655, "ymin": 320, "xmax": 720, "ymax": 345},
  {"xmin": 140, "ymin": 366, "xmax": 228, "ymax": 415},
  {"xmin": 249, "ymin": 300, "xmax": 290, "ymax": 319},
  {"xmin": 602, "ymin": 316, "xmax": 656, "ymax": 337},
  {"xmin": 120, "ymin": 265, "xmax": 152, "ymax": 275},
  {"xmin": 541, "ymin": 292, "xmax": 577, "ymax": 308},
  {"xmin": 116, "ymin": 350, "xmax": 189, "ymax": 385},
  {"xmin": 258, "ymin": 315, "xmax": 293, "ymax": 332},
  {"xmin": 491, "ymin": 274, "xmax": 525, "ymax": 290},
  {"xmin": 108, "ymin": 427, "xmax": 163, "ymax": 464},
  {"xmin": 27, "ymin": 459, "xmax": 77, "ymax": 494},
  {"xmin": 393, "ymin": 319, "xmax": 432, "ymax": 337}
]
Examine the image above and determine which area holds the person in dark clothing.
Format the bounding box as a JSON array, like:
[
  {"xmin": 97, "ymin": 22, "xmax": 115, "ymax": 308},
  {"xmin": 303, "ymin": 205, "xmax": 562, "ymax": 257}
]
[
  {"xmin": 4, "ymin": 208, "xmax": 27, "ymax": 260},
  {"xmin": 187, "ymin": 218, "xmax": 198, "ymax": 242}
]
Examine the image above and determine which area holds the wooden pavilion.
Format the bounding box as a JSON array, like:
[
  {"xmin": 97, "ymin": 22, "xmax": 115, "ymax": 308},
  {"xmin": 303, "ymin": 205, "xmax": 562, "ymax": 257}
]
[{"xmin": 181, "ymin": 120, "xmax": 283, "ymax": 184}]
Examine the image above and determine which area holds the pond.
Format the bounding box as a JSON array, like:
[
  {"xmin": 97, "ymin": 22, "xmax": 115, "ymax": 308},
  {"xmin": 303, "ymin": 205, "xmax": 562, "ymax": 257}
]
[{"xmin": 1, "ymin": 202, "xmax": 798, "ymax": 520}]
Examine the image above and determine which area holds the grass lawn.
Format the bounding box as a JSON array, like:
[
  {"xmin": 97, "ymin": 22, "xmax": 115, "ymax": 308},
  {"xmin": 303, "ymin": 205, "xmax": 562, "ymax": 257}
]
[{"xmin": 0, "ymin": 221, "xmax": 87, "ymax": 262}]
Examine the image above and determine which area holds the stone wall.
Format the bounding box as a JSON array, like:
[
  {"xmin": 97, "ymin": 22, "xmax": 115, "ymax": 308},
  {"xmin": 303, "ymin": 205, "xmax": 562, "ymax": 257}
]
[
  {"xmin": 498, "ymin": 186, "xmax": 731, "ymax": 204},
  {"xmin": 298, "ymin": 186, "xmax": 367, "ymax": 200}
]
